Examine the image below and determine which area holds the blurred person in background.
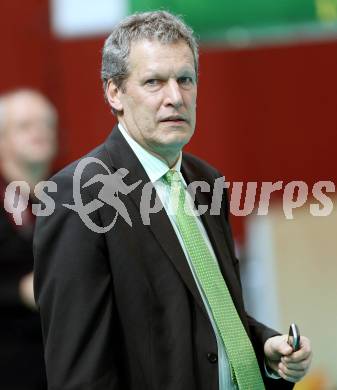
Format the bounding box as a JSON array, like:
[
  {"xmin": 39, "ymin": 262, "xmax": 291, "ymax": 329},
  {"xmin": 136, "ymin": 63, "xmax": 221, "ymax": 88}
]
[{"xmin": 0, "ymin": 89, "xmax": 57, "ymax": 389}]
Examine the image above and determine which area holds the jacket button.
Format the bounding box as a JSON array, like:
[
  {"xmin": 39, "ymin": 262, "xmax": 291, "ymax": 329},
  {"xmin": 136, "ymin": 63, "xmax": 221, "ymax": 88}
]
[{"xmin": 207, "ymin": 353, "xmax": 218, "ymax": 364}]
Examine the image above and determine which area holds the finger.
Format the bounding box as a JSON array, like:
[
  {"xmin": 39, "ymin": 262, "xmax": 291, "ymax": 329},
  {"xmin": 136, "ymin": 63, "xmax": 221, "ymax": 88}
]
[
  {"xmin": 278, "ymin": 363, "xmax": 306, "ymax": 383},
  {"xmin": 279, "ymin": 362, "xmax": 306, "ymax": 376},
  {"xmin": 283, "ymin": 348, "xmax": 312, "ymax": 363},
  {"xmin": 281, "ymin": 357, "xmax": 311, "ymax": 371},
  {"xmin": 278, "ymin": 369, "xmax": 304, "ymax": 383},
  {"xmin": 296, "ymin": 336, "xmax": 311, "ymax": 354},
  {"xmin": 284, "ymin": 339, "xmax": 312, "ymax": 362},
  {"xmin": 272, "ymin": 336, "xmax": 293, "ymax": 356},
  {"xmin": 264, "ymin": 335, "xmax": 292, "ymax": 360}
]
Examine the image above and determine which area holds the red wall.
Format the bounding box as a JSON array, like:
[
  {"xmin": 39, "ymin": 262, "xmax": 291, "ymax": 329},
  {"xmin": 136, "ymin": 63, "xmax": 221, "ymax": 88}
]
[
  {"xmin": 2, "ymin": 0, "xmax": 337, "ymax": 239},
  {"xmin": 195, "ymin": 42, "xmax": 337, "ymax": 185}
]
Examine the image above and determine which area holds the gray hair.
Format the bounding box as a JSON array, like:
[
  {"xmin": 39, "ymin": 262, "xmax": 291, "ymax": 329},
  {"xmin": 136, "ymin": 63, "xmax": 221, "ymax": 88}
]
[
  {"xmin": 101, "ymin": 10, "xmax": 199, "ymax": 98},
  {"xmin": 0, "ymin": 89, "xmax": 57, "ymax": 134}
]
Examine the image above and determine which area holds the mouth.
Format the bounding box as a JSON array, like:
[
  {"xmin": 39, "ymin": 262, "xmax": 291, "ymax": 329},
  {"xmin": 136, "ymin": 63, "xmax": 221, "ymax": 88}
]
[{"xmin": 159, "ymin": 115, "xmax": 188, "ymax": 125}]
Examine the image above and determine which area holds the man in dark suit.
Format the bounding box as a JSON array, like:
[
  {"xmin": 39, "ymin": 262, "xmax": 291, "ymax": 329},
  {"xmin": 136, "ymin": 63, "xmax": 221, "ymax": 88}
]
[{"xmin": 33, "ymin": 11, "xmax": 312, "ymax": 390}]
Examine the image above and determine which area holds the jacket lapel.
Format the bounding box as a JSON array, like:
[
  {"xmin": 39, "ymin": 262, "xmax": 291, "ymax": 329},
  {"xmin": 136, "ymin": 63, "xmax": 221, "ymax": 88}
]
[{"xmin": 181, "ymin": 158, "xmax": 244, "ymax": 317}]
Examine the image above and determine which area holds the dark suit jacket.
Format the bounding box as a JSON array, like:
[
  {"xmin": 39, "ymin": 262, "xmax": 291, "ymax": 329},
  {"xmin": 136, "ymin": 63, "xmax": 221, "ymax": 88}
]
[{"xmin": 34, "ymin": 126, "xmax": 294, "ymax": 390}]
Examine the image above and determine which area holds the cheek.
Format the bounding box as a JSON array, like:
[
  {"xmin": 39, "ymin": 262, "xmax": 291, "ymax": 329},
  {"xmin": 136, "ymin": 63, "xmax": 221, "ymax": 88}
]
[
  {"xmin": 182, "ymin": 89, "xmax": 197, "ymax": 110},
  {"xmin": 190, "ymin": 90, "xmax": 197, "ymax": 107},
  {"xmin": 18, "ymin": 131, "xmax": 34, "ymax": 146},
  {"xmin": 14, "ymin": 131, "xmax": 43, "ymax": 151},
  {"xmin": 135, "ymin": 100, "xmax": 159, "ymax": 123},
  {"xmin": 9, "ymin": 132, "xmax": 25, "ymax": 149},
  {"xmin": 140, "ymin": 91, "xmax": 162, "ymax": 110},
  {"xmin": 188, "ymin": 97, "xmax": 197, "ymax": 122}
]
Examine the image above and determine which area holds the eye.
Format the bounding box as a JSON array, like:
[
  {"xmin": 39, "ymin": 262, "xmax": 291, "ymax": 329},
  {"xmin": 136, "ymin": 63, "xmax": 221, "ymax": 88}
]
[
  {"xmin": 177, "ymin": 76, "xmax": 194, "ymax": 87},
  {"xmin": 145, "ymin": 79, "xmax": 160, "ymax": 86}
]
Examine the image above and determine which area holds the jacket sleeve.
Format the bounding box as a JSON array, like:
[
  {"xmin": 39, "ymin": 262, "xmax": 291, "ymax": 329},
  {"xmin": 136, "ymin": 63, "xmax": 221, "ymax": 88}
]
[{"xmin": 33, "ymin": 170, "xmax": 124, "ymax": 390}]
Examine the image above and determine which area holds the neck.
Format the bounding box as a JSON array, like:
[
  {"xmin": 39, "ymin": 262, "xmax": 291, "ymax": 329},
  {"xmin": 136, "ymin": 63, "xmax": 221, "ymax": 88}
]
[
  {"xmin": 118, "ymin": 119, "xmax": 182, "ymax": 168},
  {"xmin": 147, "ymin": 149, "xmax": 180, "ymax": 168},
  {"xmin": 165, "ymin": 153, "xmax": 181, "ymax": 169},
  {"xmin": 0, "ymin": 159, "xmax": 50, "ymax": 188}
]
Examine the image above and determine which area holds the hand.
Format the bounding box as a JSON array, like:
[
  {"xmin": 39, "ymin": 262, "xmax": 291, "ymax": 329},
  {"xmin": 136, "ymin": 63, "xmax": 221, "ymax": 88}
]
[
  {"xmin": 19, "ymin": 272, "xmax": 37, "ymax": 310},
  {"xmin": 264, "ymin": 334, "xmax": 312, "ymax": 383}
]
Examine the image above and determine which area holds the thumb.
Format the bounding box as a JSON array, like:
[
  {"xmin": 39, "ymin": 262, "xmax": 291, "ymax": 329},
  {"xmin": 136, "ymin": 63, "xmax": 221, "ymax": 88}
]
[
  {"xmin": 277, "ymin": 338, "xmax": 293, "ymax": 356},
  {"xmin": 265, "ymin": 335, "xmax": 293, "ymax": 360}
]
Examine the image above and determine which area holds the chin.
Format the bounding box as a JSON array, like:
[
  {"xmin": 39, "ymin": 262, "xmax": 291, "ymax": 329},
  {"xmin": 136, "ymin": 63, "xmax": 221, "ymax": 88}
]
[
  {"xmin": 166, "ymin": 126, "xmax": 193, "ymax": 140},
  {"xmin": 157, "ymin": 139, "xmax": 190, "ymax": 158},
  {"xmin": 24, "ymin": 151, "xmax": 54, "ymax": 165}
]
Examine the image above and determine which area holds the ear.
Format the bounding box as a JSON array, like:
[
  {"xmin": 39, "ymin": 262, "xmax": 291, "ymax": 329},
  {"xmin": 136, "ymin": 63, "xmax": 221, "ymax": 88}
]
[{"xmin": 106, "ymin": 80, "xmax": 123, "ymax": 112}]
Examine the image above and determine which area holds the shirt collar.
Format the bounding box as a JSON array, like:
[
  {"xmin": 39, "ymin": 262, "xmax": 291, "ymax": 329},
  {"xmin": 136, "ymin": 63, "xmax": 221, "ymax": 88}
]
[{"xmin": 118, "ymin": 123, "xmax": 182, "ymax": 183}]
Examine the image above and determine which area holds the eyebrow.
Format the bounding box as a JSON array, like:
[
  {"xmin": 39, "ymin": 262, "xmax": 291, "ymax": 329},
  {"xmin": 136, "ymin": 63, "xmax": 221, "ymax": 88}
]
[{"xmin": 141, "ymin": 67, "xmax": 196, "ymax": 81}]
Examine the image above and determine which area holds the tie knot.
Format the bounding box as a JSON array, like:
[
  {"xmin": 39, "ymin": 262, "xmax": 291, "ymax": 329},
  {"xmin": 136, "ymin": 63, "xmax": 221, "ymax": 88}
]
[{"xmin": 163, "ymin": 170, "xmax": 181, "ymax": 186}]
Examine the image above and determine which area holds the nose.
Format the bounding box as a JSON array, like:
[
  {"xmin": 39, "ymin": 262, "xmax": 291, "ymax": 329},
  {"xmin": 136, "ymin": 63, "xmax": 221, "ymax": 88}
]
[{"xmin": 163, "ymin": 79, "xmax": 183, "ymax": 108}]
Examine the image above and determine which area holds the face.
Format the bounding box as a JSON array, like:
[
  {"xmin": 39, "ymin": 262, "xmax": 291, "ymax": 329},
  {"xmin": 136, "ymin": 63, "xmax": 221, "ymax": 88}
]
[
  {"xmin": 0, "ymin": 93, "xmax": 57, "ymax": 166},
  {"xmin": 108, "ymin": 39, "xmax": 197, "ymax": 165}
]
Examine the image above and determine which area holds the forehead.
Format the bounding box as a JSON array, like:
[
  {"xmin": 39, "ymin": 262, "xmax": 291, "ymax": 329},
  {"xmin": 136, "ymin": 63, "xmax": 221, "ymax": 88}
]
[
  {"xmin": 6, "ymin": 94, "xmax": 51, "ymax": 123},
  {"xmin": 127, "ymin": 39, "xmax": 195, "ymax": 78}
]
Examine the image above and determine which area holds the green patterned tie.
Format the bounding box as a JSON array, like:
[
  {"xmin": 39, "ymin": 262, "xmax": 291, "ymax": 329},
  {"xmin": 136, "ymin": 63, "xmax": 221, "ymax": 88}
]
[{"xmin": 163, "ymin": 170, "xmax": 265, "ymax": 390}]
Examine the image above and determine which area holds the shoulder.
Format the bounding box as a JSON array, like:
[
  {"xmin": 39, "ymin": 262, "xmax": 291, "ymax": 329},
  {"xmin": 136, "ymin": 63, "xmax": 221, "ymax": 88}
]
[
  {"xmin": 52, "ymin": 143, "xmax": 108, "ymax": 183},
  {"xmin": 47, "ymin": 143, "xmax": 112, "ymax": 201},
  {"xmin": 33, "ymin": 144, "xmax": 110, "ymax": 241}
]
